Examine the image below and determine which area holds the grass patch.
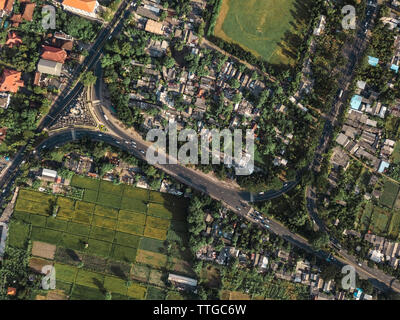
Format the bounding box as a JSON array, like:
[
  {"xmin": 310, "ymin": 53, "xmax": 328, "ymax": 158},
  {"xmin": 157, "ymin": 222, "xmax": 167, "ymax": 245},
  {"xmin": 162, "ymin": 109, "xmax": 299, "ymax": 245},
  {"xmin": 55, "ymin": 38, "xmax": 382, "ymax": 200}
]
[
  {"xmin": 75, "ymin": 269, "xmax": 105, "ymax": 289},
  {"xmin": 139, "ymin": 237, "xmax": 166, "ymax": 254},
  {"xmin": 67, "ymin": 221, "xmax": 91, "ymax": 236},
  {"xmin": 46, "ymin": 218, "xmax": 68, "ymax": 232},
  {"xmin": 116, "ymin": 221, "xmax": 144, "ymax": 236},
  {"xmin": 96, "ymin": 192, "xmax": 121, "ymax": 208},
  {"xmin": 93, "ymin": 215, "xmax": 117, "ymax": 230},
  {"xmin": 7, "ymin": 220, "xmax": 30, "ymax": 248},
  {"xmin": 71, "ymin": 175, "xmax": 100, "ymax": 191},
  {"xmin": 214, "ymin": 0, "xmax": 310, "ymax": 65},
  {"xmin": 126, "ymin": 282, "xmax": 147, "ymax": 300},
  {"xmin": 118, "ymin": 210, "xmax": 146, "ymax": 225},
  {"xmin": 94, "ymin": 205, "xmax": 118, "ymax": 219},
  {"xmin": 70, "ymin": 284, "xmax": 105, "ymax": 300},
  {"xmin": 99, "ymin": 180, "xmax": 124, "ymax": 195},
  {"xmin": 90, "ymin": 226, "xmax": 115, "ymax": 242},
  {"xmin": 31, "ymin": 226, "xmax": 61, "ymax": 244},
  {"xmin": 120, "ymin": 197, "xmax": 147, "ymax": 212},
  {"xmin": 55, "ymin": 263, "xmax": 78, "ymax": 283},
  {"xmin": 143, "ymin": 226, "xmax": 168, "ymax": 241},
  {"xmin": 135, "ymin": 249, "xmax": 167, "ymax": 269},
  {"xmin": 145, "ymin": 216, "xmax": 170, "ymax": 230},
  {"xmin": 83, "ymin": 189, "xmax": 98, "ymax": 202},
  {"xmin": 146, "ymin": 286, "xmax": 166, "ymax": 300},
  {"xmin": 87, "ymin": 238, "xmax": 112, "ymax": 258},
  {"xmin": 114, "ymin": 232, "xmax": 141, "ymax": 248},
  {"xmin": 379, "ymin": 180, "xmax": 400, "ymax": 209},
  {"xmin": 111, "ymin": 244, "xmax": 137, "ymax": 263}
]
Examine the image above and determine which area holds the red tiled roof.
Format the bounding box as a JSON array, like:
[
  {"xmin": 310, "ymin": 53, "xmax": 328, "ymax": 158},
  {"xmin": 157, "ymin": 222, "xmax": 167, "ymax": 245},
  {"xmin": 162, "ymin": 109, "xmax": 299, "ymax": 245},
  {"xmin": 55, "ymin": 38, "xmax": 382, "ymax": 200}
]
[
  {"xmin": 0, "ymin": 128, "xmax": 6, "ymax": 143},
  {"xmin": 0, "ymin": 0, "xmax": 6, "ymax": 10},
  {"xmin": 10, "ymin": 14, "xmax": 22, "ymax": 23},
  {"xmin": 7, "ymin": 287, "xmax": 16, "ymax": 296},
  {"xmin": 4, "ymin": 0, "xmax": 14, "ymax": 12},
  {"xmin": 6, "ymin": 32, "xmax": 22, "ymax": 48},
  {"xmin": 33, "ymin": 71, "xmax": 40, "ymax": 85},
  {"xmin": 0, "ymin": 69, "xmax": 24, "ymax": 93},
  {"xmin": 22, "ymin": 3, "xmax": 35, "ymax": 21},
  {"xmin": 41, "ymin": 46, "xmax": 67, "ymax": 64},
  {"xmin": 62, "ymin": 0, "xmax": 97, "ymax": 13}
]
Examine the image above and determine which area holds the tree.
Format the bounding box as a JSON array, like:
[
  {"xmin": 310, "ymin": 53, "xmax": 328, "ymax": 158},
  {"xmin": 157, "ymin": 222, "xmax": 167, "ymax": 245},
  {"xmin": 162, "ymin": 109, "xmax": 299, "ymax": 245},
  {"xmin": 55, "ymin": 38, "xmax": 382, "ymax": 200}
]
[
  {"xmin": 80, "ymin": 71, "xmax": 97, "ymax": 87},
  {"xmin": 311, "ymin": 232, "xmax": 329, "ymax": 250}
]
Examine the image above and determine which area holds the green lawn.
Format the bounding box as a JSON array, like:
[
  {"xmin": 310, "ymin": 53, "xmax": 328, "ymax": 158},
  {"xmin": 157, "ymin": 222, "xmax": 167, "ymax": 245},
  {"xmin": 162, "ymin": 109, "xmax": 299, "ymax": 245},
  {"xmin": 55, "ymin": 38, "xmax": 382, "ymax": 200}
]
[
  {"xmin": 214, "ymin": 0, "xmax": 311, "ymax": 65},
  {"xmin": 379, "ymin": 180, "xmax": 400, "ymax": 209}
]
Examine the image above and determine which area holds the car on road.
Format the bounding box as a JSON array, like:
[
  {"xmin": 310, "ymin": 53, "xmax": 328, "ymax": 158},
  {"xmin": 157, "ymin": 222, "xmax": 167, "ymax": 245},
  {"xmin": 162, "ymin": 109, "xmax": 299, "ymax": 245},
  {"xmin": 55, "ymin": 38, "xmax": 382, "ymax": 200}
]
[
  {"xmin": 108, "ymin": 35, "xmax": 112, "ymax": 40},
  {"xmin": 98, "ymin": 134, "xmax": 102, "ymax": 137},
  {"xmin": 258, "ymin": 192, "xmax": 264, "ymax": 195},
  {"xmin": 116, "ymin": 140, "xmax": 120, "ymax": 144},
  {"xmin": 236, "ymin": 206, "xmax": 241, "ymax": 211},
  {"xmin": 358, "ymin": 262, "xmax": 362, "ymax": 267},
  {"xmin": 104, "ymin": 115, "xmax": 109, "ymax": 121},
  {"xmin": 140, "ymin": 150, "xmax": 145, "ymax": 154}
]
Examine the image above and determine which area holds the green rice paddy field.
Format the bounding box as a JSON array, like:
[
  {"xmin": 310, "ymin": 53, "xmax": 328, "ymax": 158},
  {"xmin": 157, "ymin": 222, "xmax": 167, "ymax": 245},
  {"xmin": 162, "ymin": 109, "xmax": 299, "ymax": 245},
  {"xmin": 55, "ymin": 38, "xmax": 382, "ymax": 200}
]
[
  {"xmin": 214, "ymin": 0, "xmax": 312, "ymax": 65},
  {"xmin": 7, "ymin": 176, "xmax": 194, "ymax": 300}
]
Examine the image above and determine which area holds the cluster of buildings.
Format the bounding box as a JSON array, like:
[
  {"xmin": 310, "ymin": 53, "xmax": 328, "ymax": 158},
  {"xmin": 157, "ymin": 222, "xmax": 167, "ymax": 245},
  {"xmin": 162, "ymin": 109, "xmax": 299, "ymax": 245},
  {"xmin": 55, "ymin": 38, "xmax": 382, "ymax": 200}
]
[
  {"xmin": 131, "ymin": 0, "xmax": 267, "ymax": 130},
  {"xmin": 365, "ymin": 233, "xmax": 400, "ymax": 269},
  {"xmin": 194, "ymin": 209, "xmax": 364, "ymax": 300},
  {"xmin": 335, "ymin": 79, "xmax": 396, "ymax": 174}
]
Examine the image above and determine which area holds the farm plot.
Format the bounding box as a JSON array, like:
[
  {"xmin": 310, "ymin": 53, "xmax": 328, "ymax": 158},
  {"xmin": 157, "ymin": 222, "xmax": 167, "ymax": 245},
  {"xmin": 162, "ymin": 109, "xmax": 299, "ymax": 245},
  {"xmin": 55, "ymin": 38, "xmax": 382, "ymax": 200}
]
[
  {"xmin": 370, "ymin": 207, "xmax": 391, "ymax": 234},
  {"xmin": 213, "ymin": 0, "xmax": 311, "ymax": 65},
  {"xmin": 31, "ymin": 241, "xmax": 56, "ymax": 260},
  {"xmin": 11, "ymin": 186, "xmax": 192, "ymax": 300},
  {"xmin": 135, "ymin": 249, "xmax": 167, "ymax": 269},
  {"xmin": 99, "ymin": 180, "xmax": 124, "ymax": 195},
  {"xmin": 70, "ymin": 175, "xmax": 100, "ymax": 191},
  {"xmin": 380, "ymin": 180, "xmax": 400, "ymax": 208},
  {"xmin": 7, "ymin": 220, "xmax": 30, "ymax": 249},
  {"xmin": 388, "ymin": 210, "xmax": 400, "ymax": 239}
]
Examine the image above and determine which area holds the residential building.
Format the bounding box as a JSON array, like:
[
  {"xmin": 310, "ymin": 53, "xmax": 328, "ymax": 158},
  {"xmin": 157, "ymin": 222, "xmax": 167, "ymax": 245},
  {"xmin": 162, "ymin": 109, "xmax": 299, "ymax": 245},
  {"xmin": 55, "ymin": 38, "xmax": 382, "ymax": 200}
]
[
  {"xmin": 37, "ymin": 59, "xmax": 62, "ymax": 76},
  {"xmin": 0, "ymin": 69, "xmax": 24, "ymax": 93},
  {"xmin": 62, "ymin": 0, "xmax": 98, "ymax": 18}
]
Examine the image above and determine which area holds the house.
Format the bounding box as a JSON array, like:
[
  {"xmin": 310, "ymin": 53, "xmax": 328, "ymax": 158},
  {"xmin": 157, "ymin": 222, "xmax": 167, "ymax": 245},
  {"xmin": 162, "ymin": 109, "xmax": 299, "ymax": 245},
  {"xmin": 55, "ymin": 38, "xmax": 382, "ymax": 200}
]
[
  {"xmin": 0, "ymin": 69, "xmax": 24, "ymax": 93},
  {"xmin": 145, "ymin": 19, "xmax": 164, "ymax": 35},
  {"xmin": 41, "ymin": 168, "xmax": 57, "ymax": 182},
  {"xmin": 37, "ymin": 59, "xmax": 62, "ymax": 76},
  {"xmin": 41, "ymin": 46, "xmax": 68, "ymax": 64},
  {"xmin": 22, "ymin": 2, "xmax": 35, "ymax": 21},
  {"xmin": 6, "ymin": 32, "xmax": 22, "ymax": 48},
  {"xmin": 62, "ymin": 0, "xmax": 98, "ymax": 18},
  {"xmin": 313, "ymin": 15, "xmax": 326, "ymax": 35},
  {"xmin": 137, "ymin": 6, "xmax": 159, "ymax": 21},
  {"xmin": 0, "ymin": 91, "xmax": 10, "ymax": 109},
  {"xmin": 0, "ymin": 128, "xmax": 6, "ymax": 143},
  {"xmin": 168, "ymin": 273, "xmax": 197, "ymax": 291},
  {"xmin": 2, "ymin": 0, "xmax": 14, "ymax": 13},
  {"xmin": 7, "ymin": 287, "xmax": 16, "ymax": 296}
]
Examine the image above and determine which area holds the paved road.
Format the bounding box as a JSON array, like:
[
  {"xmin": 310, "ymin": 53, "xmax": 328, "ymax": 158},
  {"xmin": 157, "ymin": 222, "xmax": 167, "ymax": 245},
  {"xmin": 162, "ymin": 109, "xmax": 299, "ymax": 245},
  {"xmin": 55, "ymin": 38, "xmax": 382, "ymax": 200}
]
[
  {"xmin": 37, "ymin": 0, "xmax": 135, "ymax": 132},
  {"xmin": 34, "ymin": 128, "xmax": 400, "ymax": 293}
]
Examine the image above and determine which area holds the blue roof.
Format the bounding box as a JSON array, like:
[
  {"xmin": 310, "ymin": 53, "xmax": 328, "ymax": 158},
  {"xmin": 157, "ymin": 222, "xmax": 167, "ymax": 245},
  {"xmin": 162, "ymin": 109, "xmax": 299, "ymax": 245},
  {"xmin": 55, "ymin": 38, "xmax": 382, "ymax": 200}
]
[
  {"xmin": 391, "ymin": 64, "xmax": 399, "ymax": 73},
  {"xmin": 378, "ymin": 161, "xmax": 390, "ymax": 173},
  {"xmin": 350, "ymin": 95, "xmax": 362, "ymax": 110},
  {"xmin": 368, "ymin": 56, "xmax": 379, "ymax": 66}
]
